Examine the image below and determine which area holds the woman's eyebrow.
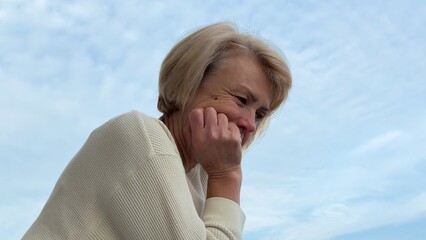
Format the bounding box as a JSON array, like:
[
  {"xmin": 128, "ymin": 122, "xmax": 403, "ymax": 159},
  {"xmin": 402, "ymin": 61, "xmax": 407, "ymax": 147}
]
[{"xmin": 240, "ymin": 85, "xmax": 270, "ymax": 111}]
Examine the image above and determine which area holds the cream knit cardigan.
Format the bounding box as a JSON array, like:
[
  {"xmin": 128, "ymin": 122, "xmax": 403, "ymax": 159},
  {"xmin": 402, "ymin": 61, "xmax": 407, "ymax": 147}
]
[{"xmin": 23, "ymin": 111, "xmax": 245, "ymax": 239}]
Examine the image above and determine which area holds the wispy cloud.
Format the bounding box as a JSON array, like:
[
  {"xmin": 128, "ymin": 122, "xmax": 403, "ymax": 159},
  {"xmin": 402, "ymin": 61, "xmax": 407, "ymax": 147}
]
[
  {"xmin": 243, "ymin": 157, "xmax": 426, "ymax": 239},
  {"xmin": 353, "ymin": 130, "xmax": 404, "ymax": 155},
  {"xmin": 2, "ymin": 0, "xmax": 426, "ymax": 240}
]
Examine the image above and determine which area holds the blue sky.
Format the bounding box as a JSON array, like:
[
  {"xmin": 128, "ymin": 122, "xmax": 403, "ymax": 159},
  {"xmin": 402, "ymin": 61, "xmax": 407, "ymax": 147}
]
[{"xmin": 1, "ymin": 0, "xmax": 425, "ymax": 239}]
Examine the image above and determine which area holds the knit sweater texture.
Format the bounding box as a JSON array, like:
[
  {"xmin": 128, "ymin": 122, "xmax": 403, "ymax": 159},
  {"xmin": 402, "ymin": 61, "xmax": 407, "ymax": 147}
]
[{"xmin": 23, "ymin": 110, "xmax": 245, "ymax": 239}]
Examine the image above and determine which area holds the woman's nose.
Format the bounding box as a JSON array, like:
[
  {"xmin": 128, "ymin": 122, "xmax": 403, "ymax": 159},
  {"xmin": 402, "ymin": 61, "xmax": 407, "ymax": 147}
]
[{"xmin": 237, "ymin": 109, "xmax": 257, "ymax": 134}]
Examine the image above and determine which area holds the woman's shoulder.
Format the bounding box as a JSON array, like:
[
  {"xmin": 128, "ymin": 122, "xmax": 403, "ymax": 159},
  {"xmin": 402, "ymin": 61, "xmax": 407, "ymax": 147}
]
[
  {"xmin": 106, "ymin": 110, "xmax": 156, "ymax": 129},
  {"xmin": 93, "ymin": 110, "xmax": 179, "ymax": 156}
]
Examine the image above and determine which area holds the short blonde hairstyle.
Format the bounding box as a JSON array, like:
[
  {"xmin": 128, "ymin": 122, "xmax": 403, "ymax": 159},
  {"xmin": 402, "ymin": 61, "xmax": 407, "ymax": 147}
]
[{"xmin": 158, "ymin": 22, "xmax": 292, "ymax": 147}]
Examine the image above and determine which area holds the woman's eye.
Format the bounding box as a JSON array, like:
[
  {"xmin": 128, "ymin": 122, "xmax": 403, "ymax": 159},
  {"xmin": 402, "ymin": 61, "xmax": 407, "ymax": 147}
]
[
  {"xmin": 235, "ymin": 96, "xmax": 247, "ymax": 104},
  {"xmin": 255, "ymin": 111, "xmax": 266, "ymax": 121}
]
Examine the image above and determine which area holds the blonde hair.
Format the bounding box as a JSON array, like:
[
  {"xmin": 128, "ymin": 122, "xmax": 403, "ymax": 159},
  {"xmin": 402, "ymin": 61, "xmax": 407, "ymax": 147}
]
[{"xmin": 158, "ymin": 22, "xmax": 292, "ymax": 147}]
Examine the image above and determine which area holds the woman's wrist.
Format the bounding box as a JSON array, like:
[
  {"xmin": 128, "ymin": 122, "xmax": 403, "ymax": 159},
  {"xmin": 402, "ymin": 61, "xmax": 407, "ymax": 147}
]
[{"xmin": 207, "ymin": 168, "xmax": 242, "ymax": 204}]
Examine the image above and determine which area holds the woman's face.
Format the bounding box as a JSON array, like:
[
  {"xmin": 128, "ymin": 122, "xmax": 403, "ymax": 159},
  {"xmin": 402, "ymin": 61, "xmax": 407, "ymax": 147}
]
[{"xmin": 184, "ymin": 53, "xmax": 273, "ymax": 146}]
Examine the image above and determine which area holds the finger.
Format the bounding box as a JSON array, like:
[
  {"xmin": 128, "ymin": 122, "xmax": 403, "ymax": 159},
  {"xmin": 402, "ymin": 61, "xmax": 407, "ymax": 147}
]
[
  {"xmin": 228, "ymin": 122, "xmax": 242, "ymax": 144},
  {"xmin": 204, "ymin": 107, "xmax": 218, "ymax": 128},
  {"xmin": 217, "ymin": 113, "xmax": 228, "ymax": 129},
  {"xmin": 189, "ymin": 108, "xmax": 205, "ymax": 132}
]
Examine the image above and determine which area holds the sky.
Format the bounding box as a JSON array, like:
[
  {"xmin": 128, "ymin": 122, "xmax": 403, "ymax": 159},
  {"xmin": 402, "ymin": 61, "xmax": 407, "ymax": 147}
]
[{"xmin": 1, "ymin": 0, "xmax": 425, "ymax": 239}]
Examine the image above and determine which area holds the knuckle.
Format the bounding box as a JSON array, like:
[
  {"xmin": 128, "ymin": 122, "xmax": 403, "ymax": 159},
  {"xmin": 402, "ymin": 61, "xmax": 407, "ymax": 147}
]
[
  {"xmin": 194, "ymin": 108, "xmax": 204, "ymax": 114},
  {"xmin": 190, "ymin": 108, "xmax": 203, "ymax": 117},
  {"xmin": 217, "ymin": 113, "xmax": 228, "ymax": 121},
  {"xmin": 228, "ymin": 123, "xmax": 238, "ymax": 132},
  {"xmin": 208, "ymin": 130, "xmax": 219, "ymax": 140},
  {"xmin": 206, "ymin": 107, "xmax": 216, "ymax": 114}
]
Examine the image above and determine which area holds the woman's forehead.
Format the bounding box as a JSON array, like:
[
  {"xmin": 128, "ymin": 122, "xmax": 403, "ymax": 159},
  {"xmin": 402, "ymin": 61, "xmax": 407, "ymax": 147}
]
[{"xmin": 205, "ymin": 54, "xmax": 273, "ymax": 107}]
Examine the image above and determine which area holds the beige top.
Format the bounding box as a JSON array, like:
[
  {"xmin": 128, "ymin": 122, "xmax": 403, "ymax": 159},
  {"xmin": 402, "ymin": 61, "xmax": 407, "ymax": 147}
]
[{"xmin": 23, "ymin": 111, "xmax": 245, "ymax": 239}]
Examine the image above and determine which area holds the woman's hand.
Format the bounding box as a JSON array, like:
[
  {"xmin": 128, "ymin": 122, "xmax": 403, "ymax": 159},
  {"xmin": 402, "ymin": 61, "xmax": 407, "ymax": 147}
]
[
  {"xmin": 188, "ymin": 107, "xmax": 242, "ymax": 174},
  {"xmin": 187, "ymin": 107, "xmax": 243, "ymax": 203}
]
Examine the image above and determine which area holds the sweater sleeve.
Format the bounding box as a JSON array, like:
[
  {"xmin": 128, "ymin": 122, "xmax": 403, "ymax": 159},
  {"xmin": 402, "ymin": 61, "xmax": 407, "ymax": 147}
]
[
  {"xmin": 105, "ymin": 153, "xmax": 245, "ymax": 240},
  {"xmin": 97, "ymin": 111, "xmax": 245, "ymax": 239},
  {"xmin": 21, "ymin": 111, "xmax": 245, "ymax": 240}
]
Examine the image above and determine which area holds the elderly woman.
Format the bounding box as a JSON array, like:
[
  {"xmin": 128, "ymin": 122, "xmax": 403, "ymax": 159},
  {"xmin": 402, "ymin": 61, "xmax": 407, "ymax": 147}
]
[{"xmin": 23, "ymin": 22, "xmax": 291, "ymax": 239}]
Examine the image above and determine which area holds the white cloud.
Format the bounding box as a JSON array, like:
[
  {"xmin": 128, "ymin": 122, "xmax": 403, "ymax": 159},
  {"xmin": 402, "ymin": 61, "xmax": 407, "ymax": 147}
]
[
  {"xmin": 2, "ymin": 1, "xmax": 426, "ymax": 240},
  {"xmin": 242, "ymin": 157, "xmax": 426, "ymax": 239},
  {"xmin": 353, "ymin": 130, "xmax": 405, "ymax": 155},
  {"xmin": 279, "ymin": 193, "xmax": 426, "ymax": 240}
]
